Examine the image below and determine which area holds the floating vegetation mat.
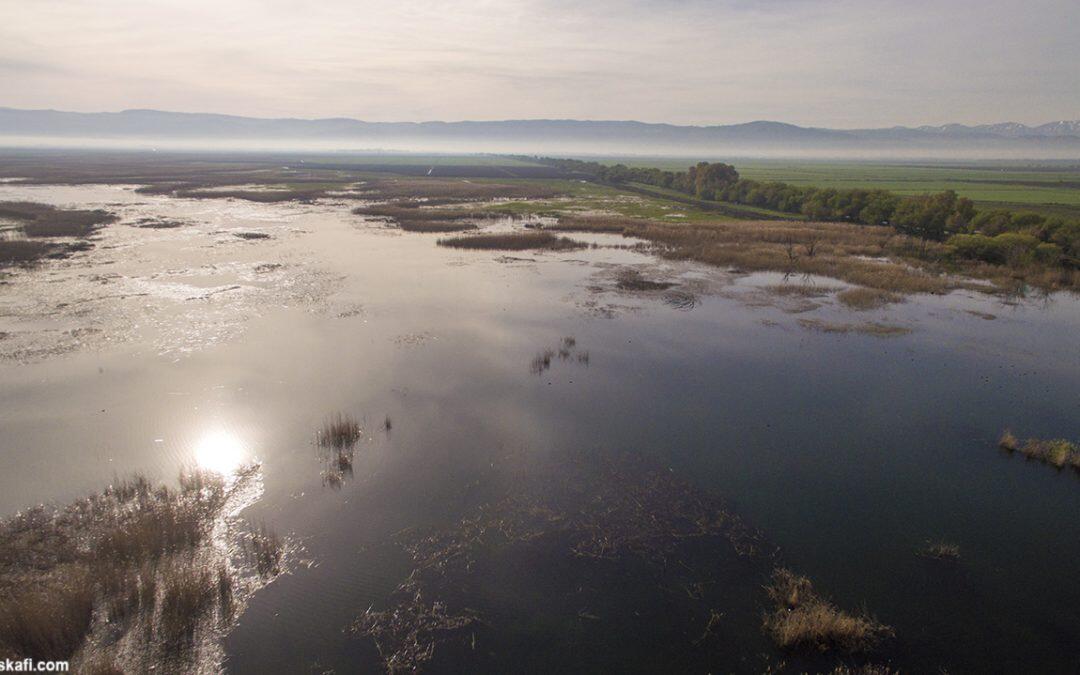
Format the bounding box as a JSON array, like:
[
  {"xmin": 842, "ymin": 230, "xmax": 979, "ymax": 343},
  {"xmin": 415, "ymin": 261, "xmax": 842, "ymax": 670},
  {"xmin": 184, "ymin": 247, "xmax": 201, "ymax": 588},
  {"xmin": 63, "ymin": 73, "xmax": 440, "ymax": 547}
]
[{"xmin": 351, "ymin": 450, "xmax": 775, "ymax": 672}]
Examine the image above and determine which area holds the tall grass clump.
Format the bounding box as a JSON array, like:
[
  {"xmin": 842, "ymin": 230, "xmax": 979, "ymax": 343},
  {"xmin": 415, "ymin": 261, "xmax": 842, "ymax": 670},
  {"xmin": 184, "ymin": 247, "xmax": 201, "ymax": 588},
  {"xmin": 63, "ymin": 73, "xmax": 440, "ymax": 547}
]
[
  {"xmin": 999, "ymin": 429, "xmax": 1079, "ymax": 472},
  {"xmin": 762, "ymin": 568, "xmax": 892, "ymax": 653},
  {"xmin": 318, "ymin": 413, "xmax": 362, "ymax": 450},
  {"xmin": 0, "ymin": 467, "xmax": 283, "ymax": 670}
]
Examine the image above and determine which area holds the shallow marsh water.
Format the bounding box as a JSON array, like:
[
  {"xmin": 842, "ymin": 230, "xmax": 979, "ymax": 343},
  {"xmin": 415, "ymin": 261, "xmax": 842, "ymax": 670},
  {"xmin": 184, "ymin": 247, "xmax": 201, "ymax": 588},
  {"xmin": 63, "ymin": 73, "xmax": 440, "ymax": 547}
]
[{"xmin": 0, "ymin": 184, "xmax": 1078, "ymax": 672}]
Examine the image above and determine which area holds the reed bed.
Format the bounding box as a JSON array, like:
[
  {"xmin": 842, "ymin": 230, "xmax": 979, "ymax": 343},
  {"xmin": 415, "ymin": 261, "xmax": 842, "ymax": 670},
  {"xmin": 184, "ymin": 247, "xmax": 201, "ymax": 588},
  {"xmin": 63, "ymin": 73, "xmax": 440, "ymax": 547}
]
[
  {"xmin": 762, "ymin": 568, "xmax": 892, "ymax": 653},
  {"xmin": 437, "ymin": 232, "xmax": 583, "ymax": 251}
]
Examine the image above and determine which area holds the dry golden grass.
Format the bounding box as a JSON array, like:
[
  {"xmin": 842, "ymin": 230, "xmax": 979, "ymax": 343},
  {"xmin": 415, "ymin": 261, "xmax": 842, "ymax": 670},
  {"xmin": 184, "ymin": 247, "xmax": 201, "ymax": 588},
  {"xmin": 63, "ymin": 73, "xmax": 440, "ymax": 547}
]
[
  {"xmin": 763, "ymin": 568, "xmax": 892, "ymax": 653},
  {"xmin": 0, "ymin": 467, "xmax": 283, "ymax": 669},
  {"xmin": 998, "ymin": 429, "xmax": 1020, "ymax": 452},
  {"xmin": 998, "ymin": 430, "xmax": 1079, "ymax": 472},
  {"xmin": 837, "ymin": 287, "xmax": 904, "ymax": 310},
  {"xmin": 437, "ymin": 232, "xmax": 584, "ymax": 251}
]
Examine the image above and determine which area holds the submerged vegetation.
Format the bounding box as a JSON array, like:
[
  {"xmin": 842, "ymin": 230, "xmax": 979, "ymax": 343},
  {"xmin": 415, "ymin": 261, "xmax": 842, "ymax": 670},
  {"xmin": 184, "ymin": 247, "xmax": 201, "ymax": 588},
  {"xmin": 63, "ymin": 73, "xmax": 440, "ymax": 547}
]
[
  {"xmin": 763, "ymin": 568, "xmax": 893, "ymax": 653},
  {"xmin": 352, "ymin": 450, "xmax": 769, "ymax": 671},
  {"xmin": 797, "ymin": 319, "xmax": 912, "ymax": 337},
  {"xmin": 999, "ymin": 430, "xmax": 1080, "ymax": 471},
  {"xmin": 0, "ymin": 467, "xmax": 282, "ymax": 671}
]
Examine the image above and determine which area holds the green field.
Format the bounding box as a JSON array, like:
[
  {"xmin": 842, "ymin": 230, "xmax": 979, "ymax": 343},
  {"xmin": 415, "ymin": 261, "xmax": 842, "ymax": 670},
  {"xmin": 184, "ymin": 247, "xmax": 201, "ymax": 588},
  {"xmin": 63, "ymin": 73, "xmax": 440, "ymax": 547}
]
[{"xmin": 588, "ymin": 157, "xmax": 1080, "ymax": 218}]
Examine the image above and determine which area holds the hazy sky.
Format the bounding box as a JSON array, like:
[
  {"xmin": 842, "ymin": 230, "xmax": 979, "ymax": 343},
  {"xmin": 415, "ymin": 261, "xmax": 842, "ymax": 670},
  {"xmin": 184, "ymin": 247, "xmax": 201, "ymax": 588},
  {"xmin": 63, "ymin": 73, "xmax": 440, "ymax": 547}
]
[{"xmin": 2, "ymin": 0, "xmax": 1077, "ymax": 127}]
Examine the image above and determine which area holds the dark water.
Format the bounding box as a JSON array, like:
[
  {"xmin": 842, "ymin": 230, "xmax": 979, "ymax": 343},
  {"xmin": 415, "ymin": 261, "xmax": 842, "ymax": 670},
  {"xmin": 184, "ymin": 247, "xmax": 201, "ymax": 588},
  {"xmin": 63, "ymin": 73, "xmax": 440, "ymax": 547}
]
[{"xmin": 1, "ymin": 185, "xmax": 1078, "ymax": 673}]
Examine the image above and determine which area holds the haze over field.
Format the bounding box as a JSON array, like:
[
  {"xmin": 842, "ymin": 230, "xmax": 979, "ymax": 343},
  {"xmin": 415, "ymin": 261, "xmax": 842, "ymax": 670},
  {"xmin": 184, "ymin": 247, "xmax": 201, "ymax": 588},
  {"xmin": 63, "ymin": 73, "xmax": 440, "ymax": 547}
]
[{"xmin": 2, "ymin": 0, "xmax": 1078, "ymax": 157}]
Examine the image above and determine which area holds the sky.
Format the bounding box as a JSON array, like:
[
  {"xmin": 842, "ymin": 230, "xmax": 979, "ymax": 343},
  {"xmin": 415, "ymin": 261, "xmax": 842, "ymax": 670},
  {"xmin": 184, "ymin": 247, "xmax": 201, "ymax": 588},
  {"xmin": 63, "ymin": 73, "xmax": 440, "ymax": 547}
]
[{"xmin": 1, "ymin": 0, "xmax": 1078, "ymax": 128}]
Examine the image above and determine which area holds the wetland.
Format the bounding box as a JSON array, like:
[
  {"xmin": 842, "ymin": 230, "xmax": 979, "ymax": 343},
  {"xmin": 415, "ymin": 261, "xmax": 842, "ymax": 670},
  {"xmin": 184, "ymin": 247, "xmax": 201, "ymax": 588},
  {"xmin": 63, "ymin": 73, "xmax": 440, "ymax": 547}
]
[{"xmin": 0, "ymin": 152, "xmax": 1077, "ymax": 673}]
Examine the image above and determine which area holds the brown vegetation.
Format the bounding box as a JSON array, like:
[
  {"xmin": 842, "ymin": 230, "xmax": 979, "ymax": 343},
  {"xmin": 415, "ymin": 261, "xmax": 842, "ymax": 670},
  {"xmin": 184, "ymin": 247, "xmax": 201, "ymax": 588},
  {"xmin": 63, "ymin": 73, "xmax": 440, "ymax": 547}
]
[
  {"xmin": 0, "ymin": 467, "xmax": 282, "ymax": 670},
  {"xmin": 353, "ymin": 203, "xmax": 509, "ymax": 233},
  {"xmin": 0, "ymin": 201, "xmax": 115, "ymax": 237},
  {"xmin": 1000, "ymin": 430, "xmax": 1080, "ymax": 471},
  {"xmin": 837, "ymin": 287, "xmax": 904, "ymax": 310},
  {"xmin": 438, "ymin": 231, "xmax": 584, "ymax": 251},
  {"xmin": 762, "ymin": 568, "xmax": 892, "ymax": 653}
]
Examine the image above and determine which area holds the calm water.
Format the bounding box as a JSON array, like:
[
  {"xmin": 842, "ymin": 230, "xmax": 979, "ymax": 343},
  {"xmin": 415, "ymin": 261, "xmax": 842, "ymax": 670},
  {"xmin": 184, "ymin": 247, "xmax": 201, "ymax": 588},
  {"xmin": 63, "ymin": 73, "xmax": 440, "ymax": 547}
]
[{"xmin": 1, "ymin": 184, "xmax": 1078, "ymax": 673}]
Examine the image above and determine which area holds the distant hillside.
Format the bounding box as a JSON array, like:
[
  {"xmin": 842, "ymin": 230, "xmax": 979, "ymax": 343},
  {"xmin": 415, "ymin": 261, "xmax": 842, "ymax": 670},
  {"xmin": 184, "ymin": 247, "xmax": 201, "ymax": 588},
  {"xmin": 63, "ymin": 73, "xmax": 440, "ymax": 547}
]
[{"xmin": 1, "ymin": 107, "xmax": 1078, "ymax": 158}]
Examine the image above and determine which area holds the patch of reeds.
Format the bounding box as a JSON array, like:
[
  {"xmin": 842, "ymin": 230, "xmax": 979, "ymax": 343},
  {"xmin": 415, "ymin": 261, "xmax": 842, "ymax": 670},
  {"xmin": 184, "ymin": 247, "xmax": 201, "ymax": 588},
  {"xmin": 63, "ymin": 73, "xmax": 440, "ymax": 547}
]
[
  {"xmin": 0, "ymin": 573, "xmax": 95, "ymax": 661},
  {"xmin": 837, "ymin": 287, "xmax": 904, "ymax": 310},
  {"xmin": 437, "ymin": 232, "xmax": 584, "ymax": 251},
  {"xmin": 0, "ymin": 201, "xmax": 115, "ymax": 237},
  {"xmin": 917, "ymin": 541, "xmax": 961, "ymax": 562},
  {"xmin": 353, "ymin": 203, "xmax": 508, "ymax": 232},
  {"xmin": 159, "ymin": 562, "xmax": 218, "ymax": 645},
  {"xmin": 318, "ymin": 413, "xmax": 362, "ymax": 450},
  {"xmin": 762, "ymin": 568, "xmax": 892, "ymax": 653},
  {"xmin": 1000, "ymin": 430, "xmax": 1079, "ymax": 471},
  {"xmin": 0, "ymin": 240, "xmax": 68, "ymax": 266},
  {"xmin": 549, "ymin": 215, "xmax": 633, "ymax": 233},
  {"xmin": 615, "ymin": 268, "xmax": 676, "ymax": 292},
  {"xmin": 0, "ymin": 467, "xmax": 283, "ymax": 670},
  {"xmin": 245, "ymin": 524, "xmax": 284, "ymax": 578}
]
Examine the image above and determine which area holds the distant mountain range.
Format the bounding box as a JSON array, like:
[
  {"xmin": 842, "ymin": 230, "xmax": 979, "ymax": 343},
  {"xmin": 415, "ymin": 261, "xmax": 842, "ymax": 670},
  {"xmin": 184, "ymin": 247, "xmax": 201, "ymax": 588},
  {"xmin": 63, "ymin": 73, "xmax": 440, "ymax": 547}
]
[{"xmin": 1, "ymin": 107, "xmax": 1078, "ymax": 158}]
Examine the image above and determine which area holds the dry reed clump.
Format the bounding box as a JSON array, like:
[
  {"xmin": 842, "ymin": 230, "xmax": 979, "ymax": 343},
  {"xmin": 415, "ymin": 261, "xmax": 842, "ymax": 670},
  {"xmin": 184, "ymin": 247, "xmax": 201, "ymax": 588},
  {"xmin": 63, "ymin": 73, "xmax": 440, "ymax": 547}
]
[
  {"xmin": 917, "ymin": 542, "xmax": 961, "ymax": 562},
  {"xmin": 437, "ymin": 232, "xmax": 584, "ymax": 251},
  {"xmin": 318, "ymin": 413, "xmax": 362, "ymax": 450},
  {"xmin": 837, "ymin": 287, "xmax": 904, "ymax": 310},
  {"xmin": 766, "ymin": 283, "xmax": 839, "ymax": 298},
  {"xmin": 530, "ymin": 336, "xmax": 590, "ymax": 375},
  {"xmin": 318, "ymin": 413, "xmax": 363, "ymax": 487},
  {"xmin": 998, "ymin": 430, "xmax": 1080, "ymax": 471},
  {"xmin": 797, "ymin": 319, "xmax": 912, "ymax": 337},
  {"xmin": 0, "ymin": 572, "xmax": 95, "ymax": 661},
  {"xmin": 245, "ymin": 524, "xmax": 284, "ymax": 578},
  {"xmin": 762, "ymin": 568, "xmax": 892, "ymax": 653},
  {"xmin": 0, "ymin": 466, "xmax": 283, "ymax": 670}
]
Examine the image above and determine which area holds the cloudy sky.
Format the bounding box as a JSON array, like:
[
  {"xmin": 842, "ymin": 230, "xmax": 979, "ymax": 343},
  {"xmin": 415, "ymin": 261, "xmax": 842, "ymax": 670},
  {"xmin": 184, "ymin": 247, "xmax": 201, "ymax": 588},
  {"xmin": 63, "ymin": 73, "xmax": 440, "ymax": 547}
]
[{"xmin": 2, "ymin": 0, "xmax": 1077, "ymax": 127}]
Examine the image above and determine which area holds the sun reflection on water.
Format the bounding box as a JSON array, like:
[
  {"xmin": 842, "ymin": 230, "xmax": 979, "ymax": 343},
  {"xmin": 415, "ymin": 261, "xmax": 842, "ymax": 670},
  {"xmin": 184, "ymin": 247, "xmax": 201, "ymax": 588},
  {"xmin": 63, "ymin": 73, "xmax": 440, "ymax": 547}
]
[{"xmin": 194, "ymin": 429, "xmax": 250, "ymax": 476}]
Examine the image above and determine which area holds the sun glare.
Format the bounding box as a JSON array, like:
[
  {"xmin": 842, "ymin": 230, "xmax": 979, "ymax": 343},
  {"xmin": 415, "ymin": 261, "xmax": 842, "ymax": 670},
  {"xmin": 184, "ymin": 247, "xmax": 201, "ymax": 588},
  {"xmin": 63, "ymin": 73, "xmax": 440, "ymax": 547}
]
[{"xmin": 194, "ymin": 429, "xmax": 249, "ymax": 476}]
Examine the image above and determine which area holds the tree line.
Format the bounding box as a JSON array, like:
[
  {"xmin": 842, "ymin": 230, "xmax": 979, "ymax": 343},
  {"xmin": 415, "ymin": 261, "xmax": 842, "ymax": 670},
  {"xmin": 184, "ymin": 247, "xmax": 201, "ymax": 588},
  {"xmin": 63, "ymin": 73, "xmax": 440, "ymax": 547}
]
[{"xmin": 526, "ymin": 156, "xmax": 1079, "ymax": 269}]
